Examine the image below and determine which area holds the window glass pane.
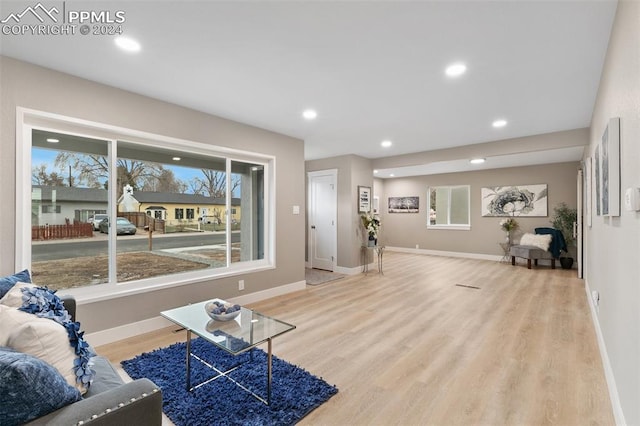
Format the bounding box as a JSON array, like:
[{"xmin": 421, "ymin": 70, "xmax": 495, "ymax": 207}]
[
  {"xmin": 428, "ymin": 185, "xmax": 470, "ymax": 227},
  {"xmin": 231, "ymin": 161, "xmax": 264, "ymax": 263},
  {"xmin": 450, "ymin": 186, "xmax": 469, "ymax": 224},
  {"xmin": 26, "ymin": 127, "xmax": 272, "ymax": 293},
  {"xmin": 31, "ymin": 130, "xmax": 109, "ymax": 290},
  {"xmin": 116, "ymin": 141, "xmax": 227, "ymax": 282},
  {"xmin": 435, "ymin": 187, "xmax": 450, "ymax": 225}
]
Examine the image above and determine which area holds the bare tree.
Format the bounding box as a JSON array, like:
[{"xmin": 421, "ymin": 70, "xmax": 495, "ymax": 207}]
[
  {"xmin": 187, "ymin": 178, "xmax": 204, "ymax": 195},
  {"xmin": 55, "ymin": 153, "xmax": 162, "ymax": 196},
  {"xmin": 196, "ymin": 170, "xmax": 240, "ymax": 198},
  {"xmin": 32, "ymin": 164, "xmax": 65, "ymax": 186},
  {"xmin": 140, "ymin": 168, "xmax": 187, "ymax": 193}
]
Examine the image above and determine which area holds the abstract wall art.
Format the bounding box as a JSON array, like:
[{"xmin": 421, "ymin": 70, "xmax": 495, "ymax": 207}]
[{"xmin": 481, "ymin": 184, "xmax": 548, "ymax": 217}]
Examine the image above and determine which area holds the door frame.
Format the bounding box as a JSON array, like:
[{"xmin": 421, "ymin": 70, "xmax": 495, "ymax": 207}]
[{"xmin": 307, "ymin": 169, "xmax": 338, "ymax": 271}]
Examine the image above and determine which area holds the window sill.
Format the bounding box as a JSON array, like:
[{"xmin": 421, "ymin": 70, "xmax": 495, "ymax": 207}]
[
  {"xmin": 427, "ymin": 225, "xmax": 471, "ymax": 231},
  {"xmin": 63, "ymin": 261, "xmax": 274, "ymax": 304}
]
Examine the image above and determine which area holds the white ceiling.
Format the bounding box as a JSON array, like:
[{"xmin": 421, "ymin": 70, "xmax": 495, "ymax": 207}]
[{"xmin": 0, "ymin": 1, "xmax": 617, "ymax": 176}]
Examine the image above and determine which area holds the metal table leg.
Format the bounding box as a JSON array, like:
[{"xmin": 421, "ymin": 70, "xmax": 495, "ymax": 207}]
[
  {"xmin": 267, "ymin": 338, "xmax": 272, "ymax": 405},
  {"xmin": 185, "ymin": 329, "xmax": 191, "ymax": 391}
]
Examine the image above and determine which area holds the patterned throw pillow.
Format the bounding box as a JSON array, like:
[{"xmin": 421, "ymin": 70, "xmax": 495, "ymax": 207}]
[
  {"xmin": 0, "ymin": 283, "xmax": 95, "ymax": 393},
  {"xmin": 0, "ymin": 346, "xmax": 82, "ymax": 425},
  {"xmin": 0, "ymin": 270, "xmax": 31, "ymax": 299}
]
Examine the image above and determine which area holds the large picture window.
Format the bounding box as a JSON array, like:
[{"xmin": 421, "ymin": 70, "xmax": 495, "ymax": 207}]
[
  {"xmin": 428, "ymin": 185, "xmax": 470, "ymax": 230},
  {"xmin": 18, "ymin": 110, "xmax": 274, "ymax": 298}
]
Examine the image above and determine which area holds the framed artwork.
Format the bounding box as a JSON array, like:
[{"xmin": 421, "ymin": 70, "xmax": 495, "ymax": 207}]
[
  {"xmin": 358, "ymin": 186, "xmax": 371, "ymax": 213},
  {"xmin": 584, "ymin": 157, "xmax": 592, "ymax": 227},
  {"xmin": 595, "ymin": 145, "xmax": 601, "ymax": 216},
  {"xmin": 600, "ymin": 117, "xmax": 620, "ymax": 217},
  {"xmin": 481, "ymin": 184, "xmax": 548, "ymax": 217},
  {"xmin": 388, "ymin": 196, "xmax": 419, "ymax": 213}
]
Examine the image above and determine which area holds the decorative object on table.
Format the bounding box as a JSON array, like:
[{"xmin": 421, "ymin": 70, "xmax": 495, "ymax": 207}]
[
  {"xmin": 481, "ymin": 184, "xmax": 548, "ymax": 217},
  {"xmin": 550, "ymin": 203, "xmax": 577, "ymax": 269},
  {"xmin": 205, "ymin": 299, "xmax": 241, "ymax": 321},
  {"xmin": 499, "ymin": 217, "xmax": 519, "ymax": 245},
  {"xmin": 121, "ymin": 338, "xmax": 338, "ymax": 426},
  {"xmin": 598, "ymin": 117, "xmax": 621, "ymax": 216},
  {"xmin": 358, "ymin": 185, "xmax": 371, "ymax": 213},
  {"xmin": 388, "ymin": 196, "xmax": 419, "ymax": 213},
  {"xmin": 360, "ymin": 211, "xmax": 380, "ymax": 246}
]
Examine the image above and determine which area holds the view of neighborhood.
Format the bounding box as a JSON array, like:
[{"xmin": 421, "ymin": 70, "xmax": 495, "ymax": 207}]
[{"xmin": 30, "ymin": 131, "xmax": 265, "ymax": 289}]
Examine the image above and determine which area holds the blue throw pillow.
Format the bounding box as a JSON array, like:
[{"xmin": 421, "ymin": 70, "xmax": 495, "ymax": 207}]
[
  {"xmin": 0, "ymin": 346, "xmax": 82, "ymax": 425},
  {"xmin": 0, "ymin": 270, "xmax": 31, "ymax": 299}
]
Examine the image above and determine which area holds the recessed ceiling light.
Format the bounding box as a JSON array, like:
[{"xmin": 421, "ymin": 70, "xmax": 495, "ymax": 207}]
[
  {"xmin": 46, "ymin": 138, "xmax": 59, "ymax": 143},
  {"xmin": 172, "ymin": 157, "xmax": 181, "ymax": 161},
  {"xmin": 381, "ymin": 140, "xmax": 392, "ymax": 148},
  {"xmin": 302, "ymin": 109, "xmax": 317, "ymax": 120},
  {"xmin": 114, "ymin": 36, "xmax": 141, "ymax": 53},
  {"xmin": 492, "ymin": 119, "xmax": 507, "ymax": 128},
  {"xmin": 373, "ymin": 170, "xmax": 378, "ymax": 174},
  {"xmin": 470, "ymin": 158, "xmax": 486, "ymax": 164},
  {"xmin": 445, "ymin": 63, "xmax": 467, "ymax": 77},
  {"xmin": 390, "ymin": 173, "xmax": 395, "ymax": 177}
]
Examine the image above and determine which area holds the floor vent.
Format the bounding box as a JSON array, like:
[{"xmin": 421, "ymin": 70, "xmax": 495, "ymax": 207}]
[{"xmin": 455, "ymin": 284, "xmax": 481, "ymax": 290}]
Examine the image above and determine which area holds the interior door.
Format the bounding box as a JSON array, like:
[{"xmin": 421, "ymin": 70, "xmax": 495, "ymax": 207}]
[{"xmin": 308, "ymin": 170, "xmax": 337, "ymax": 271}]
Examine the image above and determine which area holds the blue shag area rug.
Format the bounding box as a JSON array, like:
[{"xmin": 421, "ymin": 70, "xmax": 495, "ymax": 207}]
[{"xmin": 121, "ymin": 338, "xmax": 338, "ymax": 425}]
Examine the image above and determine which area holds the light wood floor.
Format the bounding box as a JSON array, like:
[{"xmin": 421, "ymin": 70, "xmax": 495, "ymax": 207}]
[{"xmin": 97, "ymin": 252, "xmax": 615, "ymax": 426}]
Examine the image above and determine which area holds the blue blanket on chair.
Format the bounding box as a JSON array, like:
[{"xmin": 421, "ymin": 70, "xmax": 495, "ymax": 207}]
[{"xmin": 535, "ymin": 227, "xmax": 567, "ymax": 259}]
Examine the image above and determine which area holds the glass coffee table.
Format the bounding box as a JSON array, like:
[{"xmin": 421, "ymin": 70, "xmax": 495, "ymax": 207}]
[{"xmin": 161, "ymin": 300, "xmax": 296, "ymax": 405}]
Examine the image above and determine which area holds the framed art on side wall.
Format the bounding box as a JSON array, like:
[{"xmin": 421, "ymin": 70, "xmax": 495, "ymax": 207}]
[
  {"xmin": 600, "ymin": 117, "xmax": 620, "ymax": 217},
  {"xmin": 584, "ymin": 157, "xmax": 592, "ymax": 227},
  {"xmin": 358, "ymin": 186, "xmax": 371, "ymax": 213}
]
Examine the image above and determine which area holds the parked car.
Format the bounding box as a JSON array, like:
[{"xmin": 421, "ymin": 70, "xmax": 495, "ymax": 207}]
[
  {"xmin": 89, "ymin": 214, "xmax": 109, "ymax": 230},
  {"xmin": 98, "ymin": 217, "xmax": 137, "ymax": 235}
]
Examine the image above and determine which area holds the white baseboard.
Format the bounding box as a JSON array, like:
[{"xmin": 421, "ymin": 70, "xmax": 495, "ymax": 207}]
[
  {"xmin": 585, "ymin": 279, "xmax": 626, "ymax": 426},
  {"xmin": 334, "ymin": 264, "xmax": 366, "ymax": 275},
  {"xmin": 86, "ymin": 280, "xmax": 306, "ymax": 347},
  {"xmin": 386, "ymin": 246, "xmax": 503, "ymax": 262}
]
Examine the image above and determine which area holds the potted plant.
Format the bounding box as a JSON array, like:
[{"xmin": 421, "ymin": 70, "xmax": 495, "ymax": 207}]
[{"xmin": 550, "ymin": 202, "xmax": 578, "ymax": 269}]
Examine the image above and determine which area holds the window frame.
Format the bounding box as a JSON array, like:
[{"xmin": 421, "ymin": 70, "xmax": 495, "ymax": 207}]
[
  {"xmin": 427, "ymin": 185, "xmax": 471, "ymax": 230},
  {"xmin": 16, "ymin": 108, "xmax": 276, "ymax": 302}
]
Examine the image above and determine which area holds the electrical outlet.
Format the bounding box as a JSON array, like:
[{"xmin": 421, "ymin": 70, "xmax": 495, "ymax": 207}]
[{"xmin": 239, "ymin": 280, "xmax": 244, "ymax": 291}]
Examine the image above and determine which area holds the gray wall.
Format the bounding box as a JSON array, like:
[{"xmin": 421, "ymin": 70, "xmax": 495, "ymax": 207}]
[
  {"xmin": 586, "ymin": 1, "xmax": 639, "ymax": 424},
  {"xmin": 378, "ymin": 162, "xmax": 580, "ymax": 255},
  {"xmin": 306, "ymin": 154, "xmax": 373, "ymax": 269},
  {"xmin": 0, "ymin": 56, "xmax": 305, "ymax": 333}
]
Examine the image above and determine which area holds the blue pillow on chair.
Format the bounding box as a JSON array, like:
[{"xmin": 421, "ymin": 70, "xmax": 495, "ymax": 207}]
[
  {"xmin": 0, "ymin": 346, "xmax": 82, "ymax": 425},
  {"xmin": 0, "ymin": 270, "xmax": 31, "ymax": 299}
]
